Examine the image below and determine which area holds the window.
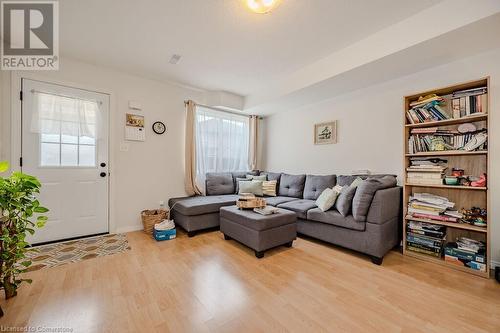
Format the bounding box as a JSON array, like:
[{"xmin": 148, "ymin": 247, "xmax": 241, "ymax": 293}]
[
  {"xmin": 195, "ymin": 106, "xmax": 249, "ymax": 187},
  {"xmin": 32, "ymin": 92, "xmax": 99, "ymax": 167}
]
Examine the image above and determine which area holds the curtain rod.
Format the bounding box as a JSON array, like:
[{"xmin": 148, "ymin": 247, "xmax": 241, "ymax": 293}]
[{"xmin": 184, "ymin": 100, "xmax": 263, "ymax": 119}]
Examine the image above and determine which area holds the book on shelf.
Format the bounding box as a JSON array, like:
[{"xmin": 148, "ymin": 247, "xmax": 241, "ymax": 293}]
[
  {"xmin": 444, "ymin": 255, "xmax": 486, "ymax": 272},
  {"xmin": 407, "ymin": 220, "xmax": 446, "ymax": 234},
  {"xmin": 407, "ymin": 172, "xmax": 444, "ymax": 179},
  {"xmin": 406, "ymin": 166, "xmax": 446, "ymax": 172},
  {"xmin": 410, "ymin": 157, "xmax": 447, "ymax": 167},
  {"xmin": 407, "ymin": 241, "xmax": 441, "ymax": 253},
  {"xmin": 406, "ymin": 221, "xmax": 446, "ymax": 258},
  {"xmin": 444, "ymin": 245, "xmax": 485, "ymax": 264},
  {"xmin": 444, "ymin": 239, "xmax": 487, "ymax": 272},
  {"xmin": 408, "ymin": 130, "xmax": 487, "ymax": 154},
  {"xmin": 407, "ymin": 87, "xmax": 487, "ymax": 124},
  {"xmin": 407, "ymin": 233, "xmax": 445, "ymax": 248},
  {"xmin": 408, "ymin": 246, "xmax": 441, "ymax": 257},
  {"xmin": 410, "ymin": 213, "xmax": 458, "ymax": 223},
  {"xmin": 407, "ymin": 193, "xmax": 456, "ymax": 219},
  {"xmin": 406, "ymin": 178, "xmax": 444, "ymax": 185}
]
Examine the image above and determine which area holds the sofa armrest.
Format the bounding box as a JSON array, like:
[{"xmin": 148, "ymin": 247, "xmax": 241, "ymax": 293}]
[{"xmin": 366, "ymin": 187, "xmax": 402, "ymax": 225}]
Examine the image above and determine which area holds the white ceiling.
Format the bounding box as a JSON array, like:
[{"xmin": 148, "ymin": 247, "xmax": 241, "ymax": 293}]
[{"xmin": 60, "ymin": 0, "xmax": 441, "ymax": 95}]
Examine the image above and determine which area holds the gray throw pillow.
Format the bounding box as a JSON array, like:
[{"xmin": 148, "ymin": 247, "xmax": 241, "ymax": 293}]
[
  {"xmin": 352, "ymin": 176, "xmax": 397, "ymax": 222},
  {"xmin": 335, "ymin": 186, "xmax": 357, "ymax": 216},
  {"xmin": 238, "ymin": 180, "xmax": 264, "ymax": 196}
]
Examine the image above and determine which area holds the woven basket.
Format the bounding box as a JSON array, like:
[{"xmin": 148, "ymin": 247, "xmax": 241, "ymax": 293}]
[{"xmin": 141, "ymin": 209, "xmax": 169, "ymax": 234}]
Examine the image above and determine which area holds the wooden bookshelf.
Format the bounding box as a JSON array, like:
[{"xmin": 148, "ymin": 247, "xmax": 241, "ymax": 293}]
[{"xmin": 403, "ymin": 77, "xmax": 490, "ymax": 278}]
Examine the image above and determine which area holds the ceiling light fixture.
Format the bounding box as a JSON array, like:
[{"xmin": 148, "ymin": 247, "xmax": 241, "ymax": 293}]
[{"xmin": 245, "ymin": 0, "xmax": 281, "ymax": 14}]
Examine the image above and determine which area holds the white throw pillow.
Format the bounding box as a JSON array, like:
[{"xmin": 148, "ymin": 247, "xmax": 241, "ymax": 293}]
[
  {"xmin": 333, "ymin": 184, "xmax": 343, "ymax": 193},
  {"xmin": 350, "ymin": 177, "xmax": 364, "ymax": 188},
  {"xmin": 315, "ymin": 188, "xmax": 339, "ymax": 212}
]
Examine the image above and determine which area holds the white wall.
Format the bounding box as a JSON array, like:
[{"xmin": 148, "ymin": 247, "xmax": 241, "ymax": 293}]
[
  {"xmin": 262, "ymin": 48, "xmax": 500, "ymax": 266},
  {"xmin": 0, "ymin": 57, "xmax": 204, "ymax": 233}
]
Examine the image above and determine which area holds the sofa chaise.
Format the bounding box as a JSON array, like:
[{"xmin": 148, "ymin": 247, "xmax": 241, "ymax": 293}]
[{"xmin": 169, "ymin": 172, "xmax": 401, "ymax": 264}]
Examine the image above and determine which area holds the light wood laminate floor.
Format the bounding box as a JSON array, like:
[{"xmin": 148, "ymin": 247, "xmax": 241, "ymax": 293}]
[{"xmin": 1, "ymin": 230, "xmax": 499, "ymax": 332}]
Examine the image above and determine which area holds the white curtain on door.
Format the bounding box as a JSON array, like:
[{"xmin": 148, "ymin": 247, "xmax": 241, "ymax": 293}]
[
  {"xmin": 195, "ymin": 106, "xmax": 250, "ymax": 191},
  {"xmin": 30, "ymin": 91, "xmax": 101, "ymax": 139}
]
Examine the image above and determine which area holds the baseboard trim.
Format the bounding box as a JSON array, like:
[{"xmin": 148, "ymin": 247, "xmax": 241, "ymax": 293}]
[{"xmin": 115, "ymin": 225, "xmax": 143, "ymax": 234}]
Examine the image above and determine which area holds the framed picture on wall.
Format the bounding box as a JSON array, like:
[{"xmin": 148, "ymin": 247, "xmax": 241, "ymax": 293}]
[{"xmin": 314, "ymin": 121, "xmax": 337, "ymax": 145}]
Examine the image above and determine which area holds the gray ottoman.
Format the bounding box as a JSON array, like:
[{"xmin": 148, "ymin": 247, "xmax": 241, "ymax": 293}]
[{"xmin": 220, "ymin": 206, "xmax": 297, "ymax": 258}]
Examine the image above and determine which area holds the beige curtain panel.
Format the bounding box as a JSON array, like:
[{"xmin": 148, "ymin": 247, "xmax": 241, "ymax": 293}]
[
  {"xmin": 184, "ymin": 100, "xmax": 202, "ymax": 196},
  {"xmin": 249, "ymin": 115, "xmax": 259, "ymax": 170}
]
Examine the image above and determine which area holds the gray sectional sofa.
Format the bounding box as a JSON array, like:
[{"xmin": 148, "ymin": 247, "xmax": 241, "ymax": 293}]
[{"xmin": 169, "ymin": 171, "xmax": 401, "ymax": 264}]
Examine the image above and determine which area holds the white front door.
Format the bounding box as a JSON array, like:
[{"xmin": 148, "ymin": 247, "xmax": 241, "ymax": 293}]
[{"xmin": 22, "ymin": 79, "xmax": 109, "ymax": 244}]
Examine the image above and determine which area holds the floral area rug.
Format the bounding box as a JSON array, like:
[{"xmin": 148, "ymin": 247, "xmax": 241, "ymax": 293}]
[{"xmin": 24, "ymin": 233, "xmax": 131, "ymax": 272}]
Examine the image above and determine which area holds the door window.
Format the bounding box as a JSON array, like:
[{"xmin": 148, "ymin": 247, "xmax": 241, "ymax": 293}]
[{"xmin": 32, "ymin": 92, "xmax": 99, "ymax": 167}]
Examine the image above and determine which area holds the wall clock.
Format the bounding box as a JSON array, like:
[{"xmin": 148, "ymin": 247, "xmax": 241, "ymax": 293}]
[{"xmin": 152, "ymin": 121, "xmax": 166, "ymax": 134}]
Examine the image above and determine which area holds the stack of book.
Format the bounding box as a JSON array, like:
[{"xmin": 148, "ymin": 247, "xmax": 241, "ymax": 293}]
[
  {"xmin": 451, "ymin": 87, "xmax": 487, "ymax": 118},
  {"xmin": 407, "ymin": 193, "xmax": 457, "ymax": 222},
  {"xmin": 406, "ymin": 220, "xmax": 446, "ymax": 258},
  {"xmin": 406, "ymin": 94, "xmax": 451, "ymax": 124},
  {"xmin": 444, "ymin": 237, "xmax": 486, "ymax": 272},
  {"xmin": 406, "ymin": 160, "xmax": 446, "ymax": 185}
]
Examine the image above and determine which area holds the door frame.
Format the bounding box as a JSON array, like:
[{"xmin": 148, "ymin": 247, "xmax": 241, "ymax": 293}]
[{"xmin": 10, "ymin": 71, "xmax": 116, "ymax": 234}]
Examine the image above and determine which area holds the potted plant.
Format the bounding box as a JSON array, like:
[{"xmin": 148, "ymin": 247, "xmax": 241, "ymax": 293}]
[{"xmin": 0, "ymin": 161, "xmax": 48, "ymax": 317}]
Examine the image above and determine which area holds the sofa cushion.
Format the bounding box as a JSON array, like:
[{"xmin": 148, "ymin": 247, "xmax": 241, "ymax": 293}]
[
  {"xmin": 171, "ymin": 195, "xmax": 238, "ymax": 216},
  {"xmin": 279, "ymin": 174, "xmax": 306, "ymax": 198},
  {"xmin": 206, "ymin": 173, "xmax": 235, "ymax": 195},
  {"xmin": 306, "ymin": 208, "xmax": 365, "ymax": 231},
  {"xmin": 265, "ymin": 196, "xmax": 299, "ymax": 207},
  {"xmin": 352, "ymin": 176, "xmax": 398, "ymax": 222},
  {"xmin": 303, "ymin": 174, "xmax": 337, "ymax": 200},
  {"xmin": 277, "ymin": 199, "xmax": 317, "ymax": 219},
  {"xmin": 335, "ymin": 185, "xmax": 357, "ymax": 216}
]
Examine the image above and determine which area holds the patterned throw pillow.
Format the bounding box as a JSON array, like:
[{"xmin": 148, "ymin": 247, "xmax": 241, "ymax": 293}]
[{"xmin": 262, "ymin": 180, "xmax": 277, "ymax": 197}]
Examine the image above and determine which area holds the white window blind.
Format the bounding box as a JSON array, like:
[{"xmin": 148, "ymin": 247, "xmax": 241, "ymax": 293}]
[{"xmin": 195, "ymin": 106, "xmax": 249, "ymax": 189}]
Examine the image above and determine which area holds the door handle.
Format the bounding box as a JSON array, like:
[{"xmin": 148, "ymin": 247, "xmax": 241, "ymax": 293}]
[
  {"xmin": 100, "ymin": 162, "xmax": 106, "ymax": 167},
  {"xmin": 100, "ymin": 172, "xmax": 107, "ymax": 177}
]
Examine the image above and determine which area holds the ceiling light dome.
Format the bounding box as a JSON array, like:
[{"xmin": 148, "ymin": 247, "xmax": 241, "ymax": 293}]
[{"xmin": 245, "ymin": 0, "xmax": 281, "ymax": 14}]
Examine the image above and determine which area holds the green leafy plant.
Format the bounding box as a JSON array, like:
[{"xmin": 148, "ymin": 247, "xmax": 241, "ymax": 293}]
[{"xmin": 0, "ymin": 161, "xmax": 48, "ymax": 317}]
